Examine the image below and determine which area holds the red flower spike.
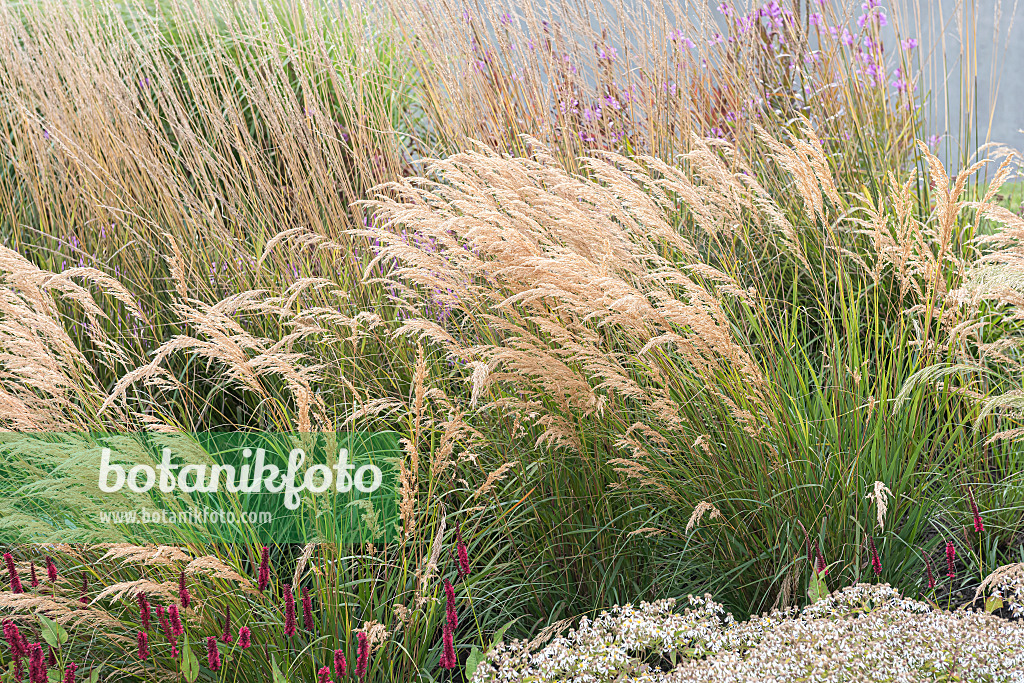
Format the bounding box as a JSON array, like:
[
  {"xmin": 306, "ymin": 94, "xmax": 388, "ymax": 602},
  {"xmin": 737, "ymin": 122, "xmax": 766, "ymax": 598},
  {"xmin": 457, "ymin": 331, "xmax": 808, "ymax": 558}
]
[
  {"xmin": 157, "ymin": 606, "xmax": 178, "ymax": 656},
  {"xmin": 923, "ymin": 551, "xmax": 935, "ymax": 589},
  {"xmin": 45, "ymin": 557, "xmax": 57, "ymax": 583},
  {"xmin": 5, "ymin": 553, "xmax": 23, "ymax": 594},
  {"xmin": 814, "ymin": 543, "xmax": 827, "ymax": 576},
  {"xmin": 29, "ymin": 563, "xmax": 38, "ymax": 589},
  {"xmin": 257, "ymin": 546, "xmax": 270, "ymax": 592},
  {"xmin": 301, "ymin": 587, "xmax": 315, "ymax": 631},
  {"xmin": 3, "ymin": 619, "xmax": 26, "ymax": 659},
  {"xmin": 62, "ymin": 663, "xmax": 77, "ymax": 683},
  {"xmin": 177, "ymin": 571, "xmax": 190, "ymax": 609},
  {"xmin": 317, "ymin": 666, "xmax": 332, "ymax": 683},
  {"xmin": 444, "ymin": 578, "xmax": 458, "ymax": 629},
  {"xmin": 137, "ymin": 592, "xmax": 151, "ymax": 631},
  {"xmin": 220, "ymin": 606, "xmax": 233, "ymax": 643},
  {"xmin": 283, "ymin": 585, "xmax": 296, "ymax": 637},
  {"xmin": 355, "ymin": 631, "xmax": 369, "ymax": 680},
  {"xmin": 334, "ymin": 649, "xmax": 347, "ymax": 678},
  {"xmin": 169, "ymin": 604, "xmax": 184, "ymax": 637},
  {"xmin": 455, "ymin": 524, "xmax": 470, "ymax": 581},
  {"xmin": 28, "ymin": 643, "xmax": 45, "ymax": 683},
  {"xmin": 237, "ymin": 626, "xmax": 251, "ymax": 649},
  {"xmin": 946, "ymin": 540, "xmax": 956, "ymax": 579},
  {"xmin": 136, "ymin": 632, "xmax": 149, "ymax": 661},
  {"xmin": 206, "ymin": 637, "xmax": 220, "ymax": 671},
  {"xmin": 969, "ymin": 488, "xmax": 984, "ymax": 533},
  {"xmin": 868, "ymin": 536, "xmax": 882, "ymax": 576},
  {"xmin": 439, "ymin": 619, "xmax": 456, "ymax": 669}
]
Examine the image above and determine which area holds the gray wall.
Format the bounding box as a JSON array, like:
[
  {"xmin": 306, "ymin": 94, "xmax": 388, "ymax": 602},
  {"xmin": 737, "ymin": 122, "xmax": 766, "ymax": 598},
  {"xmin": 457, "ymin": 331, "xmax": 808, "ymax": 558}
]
[{"xmin": 910, "ymin": 0, "xmax": 1024, "ymax": 169}]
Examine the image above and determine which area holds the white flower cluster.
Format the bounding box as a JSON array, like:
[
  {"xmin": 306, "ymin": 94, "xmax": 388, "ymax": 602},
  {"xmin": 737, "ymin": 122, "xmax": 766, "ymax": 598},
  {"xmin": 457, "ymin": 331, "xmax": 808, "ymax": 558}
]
[
  {"xmin": 471, "ymin": 595, "xmax": 731, "ymax": 683},
  {"xmin": 472, "ymin": 584, "xmax": 1024, "ymax": 683}
]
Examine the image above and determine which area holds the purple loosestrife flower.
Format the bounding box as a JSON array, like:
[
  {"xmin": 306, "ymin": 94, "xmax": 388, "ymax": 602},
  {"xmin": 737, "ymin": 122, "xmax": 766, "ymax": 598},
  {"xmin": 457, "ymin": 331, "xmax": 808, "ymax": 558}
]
[
  {"xmin": 302, "ymin": 587, "xmax": 315, "ymax": 631},
  {"xmin": 317, "ymin": 666, "xmax": 331, "ymax": 683},
  {"xmin": 237, "ymin": 626, "xmax": 251, "ymax": 649},
  {"xmin": 969, "ymin": 488, "xmax": 984, "ymax": 532},
  {"xmin": 206, "ymin": 637, "xmax": 220, "ymax": 671},
  {"xmin": 444, "ymin": 579, "xmax": 458, "ymax": 629},
  {"xmin": 902, "ymin": 38, "xmax": 918, "ymax": 50},
  {"xmin": 45, "ymin": 558, "xmax": 57, "ymax": 584},
  {"xmin": 169, "ymin": 605, "xmax": 184, "ymax": 637},
  {"xmin": 456, "ymin": 525, "xmax": 470, "ymax": 581},
  {"xmin": 946, "ymin": 541, "xmax": 956, "ymax": 579},
  {"xmin": 809, "ymin": 12, "xmax": 824, "ymax": 26},
  {"xmin": 283, "ymin": 585, "xmax": 297, "ymax": 637},
  {"xmin": 29, "ymin": 563, "xmax": 38, "ymax": 589},
  {"xmin": 220, "ymin": 606, "xmax": 233, "ymax": 643},
  {"xmin": 334, "ymin": 650, "xmax": 347, "ymax": 677},
  {"xmin": 355, "ymin": 632, "xmax": 369, "ymax": 680},
  {"xmin": 137, "ymin": 593, "xmax": 151, "ymax": 631},
  {"xmin": 136, "ymin": 632, "xmax": 149, "ymax": 661},
  {"xmin": 62, "ymin": 663, "xmax": 77, "ymax": 683},
  {"xmin": 869, "ymin": 537, "xmax": 882, "ymax": 576},
  {"xmin": 28, "ymin": 643, "xmax": 45, "ymax": 683},
  {"xmin": 178, "ymin": 571, "xmax": 190, "ymax": 608},
  {"xmin": 5, "ymin": 553, "xmax": 23, "ymax": 593},
  {"xmin": 258, "ymin": 546, "xmax": 270, "ymax": 592}
]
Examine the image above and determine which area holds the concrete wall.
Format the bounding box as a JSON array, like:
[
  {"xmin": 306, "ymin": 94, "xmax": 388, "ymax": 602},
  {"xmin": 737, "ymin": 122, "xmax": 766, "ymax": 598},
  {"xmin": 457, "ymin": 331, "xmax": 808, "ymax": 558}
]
[{"xmin": 910, "ymin": 0, "xmax": 1024, "ymax": 169}]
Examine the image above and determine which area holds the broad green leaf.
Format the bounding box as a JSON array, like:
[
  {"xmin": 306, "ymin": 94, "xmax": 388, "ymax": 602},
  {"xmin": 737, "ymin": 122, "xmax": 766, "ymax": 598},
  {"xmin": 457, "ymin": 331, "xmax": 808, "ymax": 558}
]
[
  {"xmin": 807, "ymin": 572, "xmax": 828, "ymax": 603},
  {"xmin": 465, "ymin": 645, "xmax": 484, "ymax": 682},
  {"xmin": 47, "ymin": 670, "xmax": 60, "ymax": 683},
  {"xmin": 38, "ymin": 614, "xmax": 68, "ymax": 647},
  {"xmin": 88, "ymin": 665, "xmax": 101, "ymax": 683},
  {"xmin": 985, "ymin": 595, "xmax": 1004, "ymax": 613},
  {"xmin": 181, "ymin": 635, "xmax": 200, "ymax": 683}
]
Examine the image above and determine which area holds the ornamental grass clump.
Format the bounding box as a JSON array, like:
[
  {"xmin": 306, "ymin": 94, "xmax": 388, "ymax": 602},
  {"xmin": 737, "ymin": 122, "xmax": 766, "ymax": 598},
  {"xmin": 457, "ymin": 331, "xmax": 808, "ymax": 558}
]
[{"xmin": 361, "ymin": 124, "xmax": 1024, "ymax": 615}]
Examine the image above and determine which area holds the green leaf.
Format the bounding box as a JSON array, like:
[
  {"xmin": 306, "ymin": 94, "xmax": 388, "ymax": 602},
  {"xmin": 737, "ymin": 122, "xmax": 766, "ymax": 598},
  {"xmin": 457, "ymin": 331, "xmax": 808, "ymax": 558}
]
[
  {"xmin": 985, "ymin": 595, "xmax": 1004, "ymax": 613},
  {"xmin": 47, "ymin": 670, "xmax": 60, "ymax": 683},
  {"xmin": 181, "ymin": 635, "xmax": 200, "ymax": 683},
  {"xmin": 807, "ymin": 571, "xmax": 828, "ymax": 603},
  {"xmin": 88, "ymin": 665, "xmax": 102, "ymax": 683},
  {"xmin": 37, "ymin": 614, "xmax": 68, "ymax": 647},
  {"xmin": 271, "ymin": 654, "xmax": 290, "ymax": 683},
  {"xmin": 465, "ymin": 645, "xmax": 484, "ymax": 682},
  {"xmin": 488, "ymin": 618, "xmax": 518, "ymax": 652}
]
